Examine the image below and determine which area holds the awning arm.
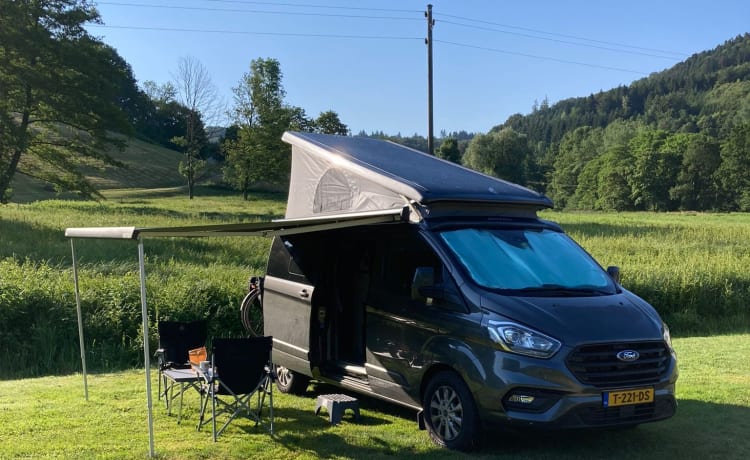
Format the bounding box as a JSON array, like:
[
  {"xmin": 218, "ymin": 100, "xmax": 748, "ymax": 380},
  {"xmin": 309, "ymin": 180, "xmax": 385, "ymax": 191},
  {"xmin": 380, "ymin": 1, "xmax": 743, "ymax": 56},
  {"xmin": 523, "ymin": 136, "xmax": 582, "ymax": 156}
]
[{"xmin": 70, "ymin": 239, "xmax": 88, "ymax": 401}]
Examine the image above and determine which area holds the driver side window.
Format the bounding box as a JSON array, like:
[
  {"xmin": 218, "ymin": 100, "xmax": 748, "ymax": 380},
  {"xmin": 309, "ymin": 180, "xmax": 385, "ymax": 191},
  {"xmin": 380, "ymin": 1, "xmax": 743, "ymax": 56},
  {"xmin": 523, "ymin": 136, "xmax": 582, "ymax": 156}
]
[{"xmin": 371, "ymin": 227, "xmax": 446, "ymax": 311}]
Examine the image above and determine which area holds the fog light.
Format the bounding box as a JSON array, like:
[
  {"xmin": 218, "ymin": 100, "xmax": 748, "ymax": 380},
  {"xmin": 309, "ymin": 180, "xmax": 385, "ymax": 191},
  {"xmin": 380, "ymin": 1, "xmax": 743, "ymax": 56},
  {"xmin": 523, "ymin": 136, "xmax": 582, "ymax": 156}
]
[
  {"xmin": 503, "ymin": 388, "xmax": 562, "ymax": 413},
  {"xmin": 507, "ymin": 394, "xmax": 536, "ymax": 404}
]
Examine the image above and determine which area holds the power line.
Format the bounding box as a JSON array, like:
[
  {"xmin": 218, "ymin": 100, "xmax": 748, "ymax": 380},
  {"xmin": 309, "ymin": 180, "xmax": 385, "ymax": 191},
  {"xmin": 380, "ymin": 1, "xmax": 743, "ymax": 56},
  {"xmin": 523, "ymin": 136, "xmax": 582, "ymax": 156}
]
[
  {"xmin": 436, "ymin": 12, "xmax": 688, "ymax": 58},
  {"xmin": 88, "ymin": 24, "xmax": 656, "ymax": 75},
  {"xmin": 438, "ymin": 19, "xmax": 682, "ymax": 61},
  {"xmin": 88, "ymin": 23, "xmax": 422, "ymax": 41},
  {"xmin": 96, "ymin": 1, "xmax": 422, "ymax": 21},
  {"xmin": 204, "ymin": 0, "xmax": 422, "ymax": 14},
  {"xmin": 435, "ymin": 39, "xmax": 649, "ymax": 75}
]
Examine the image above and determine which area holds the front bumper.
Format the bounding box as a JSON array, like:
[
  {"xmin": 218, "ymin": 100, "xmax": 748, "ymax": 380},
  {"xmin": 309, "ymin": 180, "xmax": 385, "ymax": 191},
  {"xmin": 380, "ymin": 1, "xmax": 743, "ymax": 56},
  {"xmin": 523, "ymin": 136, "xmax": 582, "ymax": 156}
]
[{"xmin": 469, "ymin": 345, "xmax": 678, "ymax": 429}]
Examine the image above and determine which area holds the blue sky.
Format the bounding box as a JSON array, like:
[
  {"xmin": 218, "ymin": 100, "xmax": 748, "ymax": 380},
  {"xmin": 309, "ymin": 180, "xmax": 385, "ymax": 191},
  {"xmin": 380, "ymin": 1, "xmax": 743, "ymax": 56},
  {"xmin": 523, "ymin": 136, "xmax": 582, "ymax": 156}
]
[{"xmin": 90, "ymin": 0, "xmax": 750, "ymax": 137}]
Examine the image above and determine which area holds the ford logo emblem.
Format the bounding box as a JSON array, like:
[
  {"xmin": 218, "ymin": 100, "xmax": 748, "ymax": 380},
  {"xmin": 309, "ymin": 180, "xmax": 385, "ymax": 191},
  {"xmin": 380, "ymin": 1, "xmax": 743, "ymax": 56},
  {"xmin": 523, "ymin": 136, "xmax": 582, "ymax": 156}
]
[{"xmin": 616, "ymin": 350, "xmax": 640, "ymax": 362}]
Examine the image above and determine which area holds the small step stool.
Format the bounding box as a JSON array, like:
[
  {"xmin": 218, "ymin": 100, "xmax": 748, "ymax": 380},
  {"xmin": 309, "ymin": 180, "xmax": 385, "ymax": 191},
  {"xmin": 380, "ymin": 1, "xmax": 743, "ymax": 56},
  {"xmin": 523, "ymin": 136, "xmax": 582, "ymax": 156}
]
[{"xmin": 314, "ymin": 394, "xmax": 360, "ymax": 425}]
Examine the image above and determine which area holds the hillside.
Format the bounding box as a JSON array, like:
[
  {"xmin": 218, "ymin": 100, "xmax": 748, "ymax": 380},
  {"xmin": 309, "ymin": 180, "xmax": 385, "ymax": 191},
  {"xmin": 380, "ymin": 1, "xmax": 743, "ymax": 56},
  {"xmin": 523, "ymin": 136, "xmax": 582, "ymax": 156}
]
[
  {"xmin": 480, "ymin": 33, "xmax": 750, "ymax": 212},
  {"xmin": 496, "ymin": 33, "xmax": 750, "ymax": 149},
  {"xmin": 10, "ymin": 137, "xmax": 186, "ymax": 203}
]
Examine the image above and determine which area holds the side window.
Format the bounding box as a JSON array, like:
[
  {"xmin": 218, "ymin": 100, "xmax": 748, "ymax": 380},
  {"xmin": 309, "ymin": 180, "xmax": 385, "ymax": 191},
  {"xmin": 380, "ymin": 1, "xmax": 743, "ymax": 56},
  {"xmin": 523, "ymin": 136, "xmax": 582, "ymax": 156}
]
[
  {"xmin": 266, "ymin": 236, "xmax": 314, "ymax": 284},
  {"xmin": 370, "ymin": 227, "xmax": 441, "ymax": 309}
]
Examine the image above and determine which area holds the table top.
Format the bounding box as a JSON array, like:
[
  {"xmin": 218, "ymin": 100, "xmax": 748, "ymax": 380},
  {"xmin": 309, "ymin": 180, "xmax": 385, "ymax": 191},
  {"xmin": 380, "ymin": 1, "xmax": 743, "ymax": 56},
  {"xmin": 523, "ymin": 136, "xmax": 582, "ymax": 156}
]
[{"xmin": 162, "ymin": 367, "xmax": 201, "ymax": 382}]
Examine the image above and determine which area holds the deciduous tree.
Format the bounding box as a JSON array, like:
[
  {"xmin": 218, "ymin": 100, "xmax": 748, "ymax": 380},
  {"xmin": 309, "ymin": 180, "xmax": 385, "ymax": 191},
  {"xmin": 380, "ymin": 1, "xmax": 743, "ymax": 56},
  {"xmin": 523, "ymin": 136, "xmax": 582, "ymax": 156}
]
[
  {"xmin": 223, "ymin": 58, "xmax": 291, "ymax": 199},
  {"xmin": 462, "ymin": 129, "xmax": 531, "ymax": 185},
  {"xmin": 0, "ymin": 0, "xmax": 131, "ymax": 202},
  {"xmin": 172, "ymin": 56, "xmax": 220, "ymax": 199},
  {"xmin": 437, "ymin": 138, "xmax": 461, "ymax": 163}
]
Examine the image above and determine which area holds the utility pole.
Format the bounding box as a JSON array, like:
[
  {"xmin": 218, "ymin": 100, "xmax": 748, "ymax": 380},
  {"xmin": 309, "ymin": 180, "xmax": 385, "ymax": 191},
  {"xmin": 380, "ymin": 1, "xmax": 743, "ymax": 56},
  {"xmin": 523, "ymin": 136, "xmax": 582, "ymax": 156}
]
[{"xmin": 425, "ymin": 4, "xmax": 435, "ymax": 155}]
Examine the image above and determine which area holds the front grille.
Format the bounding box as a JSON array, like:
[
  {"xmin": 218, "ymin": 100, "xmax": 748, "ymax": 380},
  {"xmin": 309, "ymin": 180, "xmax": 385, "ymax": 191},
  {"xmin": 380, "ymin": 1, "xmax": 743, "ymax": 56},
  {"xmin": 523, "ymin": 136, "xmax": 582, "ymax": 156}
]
[{"xmin": 565, "ymin": 341, "xmax": 671, "ymax": 387}]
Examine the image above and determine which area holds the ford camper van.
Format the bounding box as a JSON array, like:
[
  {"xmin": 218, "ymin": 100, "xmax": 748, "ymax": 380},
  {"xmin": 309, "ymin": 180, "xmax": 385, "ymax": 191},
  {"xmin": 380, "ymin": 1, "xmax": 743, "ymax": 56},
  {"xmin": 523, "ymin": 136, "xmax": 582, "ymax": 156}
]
[{"xmin": 262, "ymin": 132, "xmax": 678, "ymax": 450}]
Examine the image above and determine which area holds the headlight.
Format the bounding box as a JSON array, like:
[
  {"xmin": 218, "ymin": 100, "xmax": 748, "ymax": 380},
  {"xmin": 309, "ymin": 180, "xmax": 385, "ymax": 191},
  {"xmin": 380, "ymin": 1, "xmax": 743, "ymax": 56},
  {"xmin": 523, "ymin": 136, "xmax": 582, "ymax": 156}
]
[
  {"xmin": 663, "ymin": 322, "xmax": 673, "ymax": 350},
  {"xmin": 487, "ymin": 321, "xmax": 561, "ymax": 358}
]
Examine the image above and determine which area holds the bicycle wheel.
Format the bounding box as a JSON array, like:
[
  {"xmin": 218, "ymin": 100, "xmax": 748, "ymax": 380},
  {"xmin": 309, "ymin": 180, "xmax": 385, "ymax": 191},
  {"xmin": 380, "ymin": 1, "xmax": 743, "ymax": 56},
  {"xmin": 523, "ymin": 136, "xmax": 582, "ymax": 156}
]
[{"xmin": 240, "ymin": 288, "xmax": 264, "ymax": 337}]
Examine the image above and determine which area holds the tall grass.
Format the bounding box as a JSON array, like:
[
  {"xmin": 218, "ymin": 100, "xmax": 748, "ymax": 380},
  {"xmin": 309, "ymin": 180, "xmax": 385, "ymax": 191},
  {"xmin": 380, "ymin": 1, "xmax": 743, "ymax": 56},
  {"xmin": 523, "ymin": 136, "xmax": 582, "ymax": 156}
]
[
  {"xmin": 0, "ymin": 189, "xmax": 284, "ymax": 378},
  {"xmin": 1, "ymin": 194, "xmax": 748, "ymax": 379},
  {"xmin": 546, "ymin": 211, "xmax": 750, "ymax": 334}
]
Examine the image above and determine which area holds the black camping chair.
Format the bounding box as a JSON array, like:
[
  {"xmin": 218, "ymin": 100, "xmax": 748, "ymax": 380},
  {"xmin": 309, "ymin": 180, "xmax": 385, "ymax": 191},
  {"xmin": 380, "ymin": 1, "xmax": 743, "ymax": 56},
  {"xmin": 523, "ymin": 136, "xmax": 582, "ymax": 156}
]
[
  {"xmin": 155, "ymin": 320, "xmax": 208, "ymax": 417},
  {"xmin": 197, "ymin": 336, "xmax": 275, "ymax": 441}
]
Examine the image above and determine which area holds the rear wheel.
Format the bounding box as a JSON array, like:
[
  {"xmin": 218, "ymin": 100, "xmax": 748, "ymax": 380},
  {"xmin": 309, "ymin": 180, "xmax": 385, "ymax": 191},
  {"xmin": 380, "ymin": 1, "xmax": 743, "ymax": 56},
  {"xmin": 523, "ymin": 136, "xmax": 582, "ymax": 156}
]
[
  {"xmin": 275, "ymin": 365, "xmax": 311, "ymax": 395},
  {"xmin": 422, "ymin": 371, "xmax": 480, "ymax": 451}
]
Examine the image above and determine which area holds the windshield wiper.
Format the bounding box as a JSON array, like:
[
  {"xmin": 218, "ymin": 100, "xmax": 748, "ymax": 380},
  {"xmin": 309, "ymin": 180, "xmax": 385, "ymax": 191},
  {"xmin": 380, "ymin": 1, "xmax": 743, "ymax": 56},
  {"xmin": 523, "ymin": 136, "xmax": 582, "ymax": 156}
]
[{"xmin": 514, "ymin": 284, "xmax": 612, "ymax": 296}]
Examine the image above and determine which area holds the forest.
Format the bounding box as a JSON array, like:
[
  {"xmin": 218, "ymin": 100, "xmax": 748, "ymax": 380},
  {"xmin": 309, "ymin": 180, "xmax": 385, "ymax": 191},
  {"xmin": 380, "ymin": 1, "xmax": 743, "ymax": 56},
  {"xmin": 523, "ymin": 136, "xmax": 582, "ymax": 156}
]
[{"xmin": 490, "ymin": 33, "xmax": 750, "ymax": 211}]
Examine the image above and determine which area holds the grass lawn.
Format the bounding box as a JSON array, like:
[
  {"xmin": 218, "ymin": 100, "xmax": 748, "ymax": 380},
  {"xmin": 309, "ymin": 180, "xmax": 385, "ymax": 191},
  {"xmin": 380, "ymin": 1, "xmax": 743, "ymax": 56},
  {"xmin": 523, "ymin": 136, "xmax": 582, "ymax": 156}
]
[{"xmin": 1, "ymin": 334, "xmax": 748, "ymax": 459}]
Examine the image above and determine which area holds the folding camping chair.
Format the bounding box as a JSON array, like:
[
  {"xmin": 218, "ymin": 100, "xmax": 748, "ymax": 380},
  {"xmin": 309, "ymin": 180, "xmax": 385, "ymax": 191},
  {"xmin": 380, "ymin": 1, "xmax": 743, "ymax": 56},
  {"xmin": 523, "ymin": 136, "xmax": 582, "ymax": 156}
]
[
  {"xmin": 197, "ymin": 336, "xmax": 275, "ymax": 441},
  {"xmin": 155, "ymin": 320, "xmax": 208, "ymax": 421}
]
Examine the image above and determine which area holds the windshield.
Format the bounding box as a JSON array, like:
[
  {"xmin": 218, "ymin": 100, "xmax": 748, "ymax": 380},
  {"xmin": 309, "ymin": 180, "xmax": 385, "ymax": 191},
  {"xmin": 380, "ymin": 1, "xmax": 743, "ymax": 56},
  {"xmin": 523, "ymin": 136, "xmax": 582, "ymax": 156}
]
[{"xmin": 438, "ymin": 227, "xmax": 615, "ymax": 295}]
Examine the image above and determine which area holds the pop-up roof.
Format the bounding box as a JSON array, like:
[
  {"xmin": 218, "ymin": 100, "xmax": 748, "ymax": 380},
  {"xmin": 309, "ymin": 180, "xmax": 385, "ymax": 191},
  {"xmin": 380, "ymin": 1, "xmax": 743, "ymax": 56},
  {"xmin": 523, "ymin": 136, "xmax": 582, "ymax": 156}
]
[{"xmin": 283, "ymin": 131, "xmax": 552, "ymax": 219}]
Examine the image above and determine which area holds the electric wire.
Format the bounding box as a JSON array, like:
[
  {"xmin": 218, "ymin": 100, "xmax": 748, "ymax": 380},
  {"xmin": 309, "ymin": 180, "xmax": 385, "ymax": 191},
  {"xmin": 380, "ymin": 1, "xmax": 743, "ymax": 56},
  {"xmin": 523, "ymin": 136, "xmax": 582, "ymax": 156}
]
[
  {"xmin": 96, "ymin": 1, "xmax": 422, "ymax": 21},
  {"xmin": 204, "ymin": 0, "xmax": 422, "ymax": 13},
  {"xmin": 436, "ymin": 12, "xmax": 688, "ymax": 57},
  {"xmin": 435, "ymin": 39, "xmax": 649, "ymax": 75},
  {"xmin": 438, "ymin": 19, "xmax": 682, "ymax": 61},
  {"xmin": 88, "ymin": 23, "xmax": 422, "ymax": 41},
  {"xmin": 91, "ymin": 2, "xmax": 670, "ymax": 75}
]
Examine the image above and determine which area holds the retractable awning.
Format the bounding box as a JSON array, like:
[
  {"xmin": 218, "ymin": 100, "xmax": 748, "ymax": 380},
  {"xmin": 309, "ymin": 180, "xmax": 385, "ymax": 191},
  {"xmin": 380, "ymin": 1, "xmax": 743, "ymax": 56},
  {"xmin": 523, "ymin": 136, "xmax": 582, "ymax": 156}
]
[{"xmin": 65, "ymin": 207, "xmax": 409, "ymax": 240}]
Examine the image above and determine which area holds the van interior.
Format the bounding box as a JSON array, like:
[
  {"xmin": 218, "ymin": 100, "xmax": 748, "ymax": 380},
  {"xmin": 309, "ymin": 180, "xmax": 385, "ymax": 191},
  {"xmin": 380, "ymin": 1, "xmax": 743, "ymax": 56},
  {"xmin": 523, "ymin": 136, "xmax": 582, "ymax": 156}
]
[{"xmin": 281, "ymin": 224, "xmax": 442, "ymax": 380}]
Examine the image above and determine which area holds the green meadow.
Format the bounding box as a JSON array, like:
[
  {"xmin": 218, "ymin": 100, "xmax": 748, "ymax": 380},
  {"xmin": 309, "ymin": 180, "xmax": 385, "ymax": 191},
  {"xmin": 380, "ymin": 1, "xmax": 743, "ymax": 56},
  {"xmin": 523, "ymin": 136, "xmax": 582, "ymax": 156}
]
[
  {"xmin": 1, "ymin": 190, "xmax": 749, "ymax": 376},
  {"xmin": 0, "ymin": 334, "xmax": 747, "ymax": 459}
]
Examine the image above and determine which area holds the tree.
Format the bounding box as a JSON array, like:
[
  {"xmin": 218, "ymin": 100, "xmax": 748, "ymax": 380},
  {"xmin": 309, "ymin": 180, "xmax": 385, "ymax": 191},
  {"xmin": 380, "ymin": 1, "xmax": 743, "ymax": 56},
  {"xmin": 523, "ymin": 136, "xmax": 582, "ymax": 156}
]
[
  {"xmin": 628, "ymin": 129, "xmax": 681, "ymax": 211},
  {"xmin": 0, "ymin": 0, "xmax": 131, "ymax": 202},
  {"xmin": 223, "ymin": 58, "xmax": 292, "ymax": 199},
  {"xmin": 314, "ymin": 110, "xmax": 348, "ymax": 135},
  {"xmin": 717, "ymin": 122, "xmax": 750, "ymax": 210},
  {"xmin": 437, "ymin": 138, "xmax": 461, "ymax": 163},
  {"xmin": 172, "ymin": 56, "xmax": 220, "ymax": 199},
  {"xmin": 462, "ymin": 129, "xmax": 530, "ymax": 185},
  {"xmin": 669, "ymin": 134, "xmax": 721, "ymax": 210},
  {"xmin": 595, "ymin": 146, "xmax": 633, "ymax": 211},
  {"xmin": 547, "ymin": 127, "xmax": 603, "ymax": 208}
]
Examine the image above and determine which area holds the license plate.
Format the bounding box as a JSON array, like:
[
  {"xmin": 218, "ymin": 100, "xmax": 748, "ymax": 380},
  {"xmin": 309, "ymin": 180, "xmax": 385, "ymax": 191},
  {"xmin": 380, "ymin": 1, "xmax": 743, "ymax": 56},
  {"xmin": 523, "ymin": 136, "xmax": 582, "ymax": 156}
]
[{"xmin": 602, "ymin": 388, "xmax": 654, "ymax": 407}]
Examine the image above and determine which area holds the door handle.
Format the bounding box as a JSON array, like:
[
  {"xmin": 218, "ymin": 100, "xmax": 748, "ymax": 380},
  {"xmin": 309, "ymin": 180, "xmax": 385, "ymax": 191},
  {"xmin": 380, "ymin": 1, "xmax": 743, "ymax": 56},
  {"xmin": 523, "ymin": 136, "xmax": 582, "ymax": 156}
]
[{"xmin": 299, "ymin": 289, "xmax": 310, "ymax": 298}]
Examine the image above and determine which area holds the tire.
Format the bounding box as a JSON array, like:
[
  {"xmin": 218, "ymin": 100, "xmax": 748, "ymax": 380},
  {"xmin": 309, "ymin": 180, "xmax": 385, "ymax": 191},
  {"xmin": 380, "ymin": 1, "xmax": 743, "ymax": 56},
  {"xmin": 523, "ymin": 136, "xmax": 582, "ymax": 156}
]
[
  {"xmin": 240, "ymin": 289, "xmax": 263, "ymax": 337},
  {"xmin": 275, "ymin": 365, "xmax": 311, "ymax": 395},
  {"xmin": 422, "ymin": 371, "xmax": 480, "ymax": 451}
]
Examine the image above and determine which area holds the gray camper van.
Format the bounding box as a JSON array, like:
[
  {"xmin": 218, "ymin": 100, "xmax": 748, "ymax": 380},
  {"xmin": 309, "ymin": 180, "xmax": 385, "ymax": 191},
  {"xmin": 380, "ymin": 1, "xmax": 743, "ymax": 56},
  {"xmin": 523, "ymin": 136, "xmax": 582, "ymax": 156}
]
[{"xmin": 262, "ymin": 132, "xmax": 677, "ymax": 450}]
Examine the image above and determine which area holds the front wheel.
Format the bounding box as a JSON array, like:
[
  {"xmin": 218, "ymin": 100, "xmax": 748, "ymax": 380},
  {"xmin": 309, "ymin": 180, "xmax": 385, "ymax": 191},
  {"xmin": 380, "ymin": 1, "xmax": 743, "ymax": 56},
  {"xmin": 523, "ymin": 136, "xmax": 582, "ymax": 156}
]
[
  {"xmin": 422, "ymin": 371, "xmax": 480, "ymax": 451},
  {"xmin": 275, "ymin": 365, "xmax": 311, "ymax": 395}
]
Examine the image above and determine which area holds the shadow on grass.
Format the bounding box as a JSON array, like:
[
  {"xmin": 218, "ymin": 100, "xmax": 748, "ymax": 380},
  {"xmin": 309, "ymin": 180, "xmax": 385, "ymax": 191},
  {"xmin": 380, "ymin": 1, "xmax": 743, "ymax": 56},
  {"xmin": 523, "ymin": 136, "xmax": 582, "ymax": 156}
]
[
  {"xmin": 474, "ymin": 399, "xmax": 750, "ymax": 459},
  {"xmin": 268, "ymin": 397, "xmax": 750, "ymax": 459}
]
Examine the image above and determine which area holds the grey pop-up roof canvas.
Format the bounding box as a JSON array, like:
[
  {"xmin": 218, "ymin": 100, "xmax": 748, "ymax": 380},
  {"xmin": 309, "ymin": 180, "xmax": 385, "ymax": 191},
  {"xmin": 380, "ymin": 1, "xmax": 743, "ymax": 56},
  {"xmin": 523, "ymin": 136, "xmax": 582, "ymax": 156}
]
[{"xmin": 283, "ymin": 131, "xmax": 552, "ymax": 220}]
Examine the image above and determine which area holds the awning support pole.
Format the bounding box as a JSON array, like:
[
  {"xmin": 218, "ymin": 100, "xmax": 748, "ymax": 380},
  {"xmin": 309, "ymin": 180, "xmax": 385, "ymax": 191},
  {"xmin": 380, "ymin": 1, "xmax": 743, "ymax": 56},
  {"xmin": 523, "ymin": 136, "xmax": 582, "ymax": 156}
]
[
  {"xmin": 70, "ymin": 239, "xmax": 88, "ymax": 401},
  {"xmin": 138, "ymin": 239, "xmax": 155, "ymax": 458}
]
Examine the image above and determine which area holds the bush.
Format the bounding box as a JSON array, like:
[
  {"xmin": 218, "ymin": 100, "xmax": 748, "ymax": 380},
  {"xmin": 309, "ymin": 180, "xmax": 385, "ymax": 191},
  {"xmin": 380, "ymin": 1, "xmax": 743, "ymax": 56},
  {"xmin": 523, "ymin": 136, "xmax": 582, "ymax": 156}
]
[{"xmin": 0, "ymin": 258, "xmax": 254, "ymax": 379}]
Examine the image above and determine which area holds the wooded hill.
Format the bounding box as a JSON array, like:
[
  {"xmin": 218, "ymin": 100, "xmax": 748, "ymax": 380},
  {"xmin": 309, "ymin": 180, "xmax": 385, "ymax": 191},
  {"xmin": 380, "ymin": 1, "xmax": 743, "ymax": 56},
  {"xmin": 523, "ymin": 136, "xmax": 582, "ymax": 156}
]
[{"xmin": 490, "ymin": 33, "xmax": 750, "ymax": 212}]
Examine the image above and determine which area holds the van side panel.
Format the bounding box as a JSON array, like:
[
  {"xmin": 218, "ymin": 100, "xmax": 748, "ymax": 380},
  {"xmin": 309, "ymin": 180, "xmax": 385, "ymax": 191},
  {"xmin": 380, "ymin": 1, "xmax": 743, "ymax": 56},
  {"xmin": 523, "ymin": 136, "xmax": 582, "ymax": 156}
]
[
  {"xmin": 263, "ymin": 276, "xmax": 313, "ymax": 373},
  {"xmin": 264, "ymin": 236, "xmax": 315, "ymax": 376}
]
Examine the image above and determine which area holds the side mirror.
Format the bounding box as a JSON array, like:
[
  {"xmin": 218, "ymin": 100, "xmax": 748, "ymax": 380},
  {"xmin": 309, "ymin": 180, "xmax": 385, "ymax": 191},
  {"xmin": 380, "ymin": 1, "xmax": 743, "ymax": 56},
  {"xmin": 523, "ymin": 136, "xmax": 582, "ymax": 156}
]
[
  {"xmin": 411, "ymin": 266, "xmax": 435, "ymax": 302},
  {"xmin": 607, "ymin": 266, "xmax": 620, "ymax": 284}
]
